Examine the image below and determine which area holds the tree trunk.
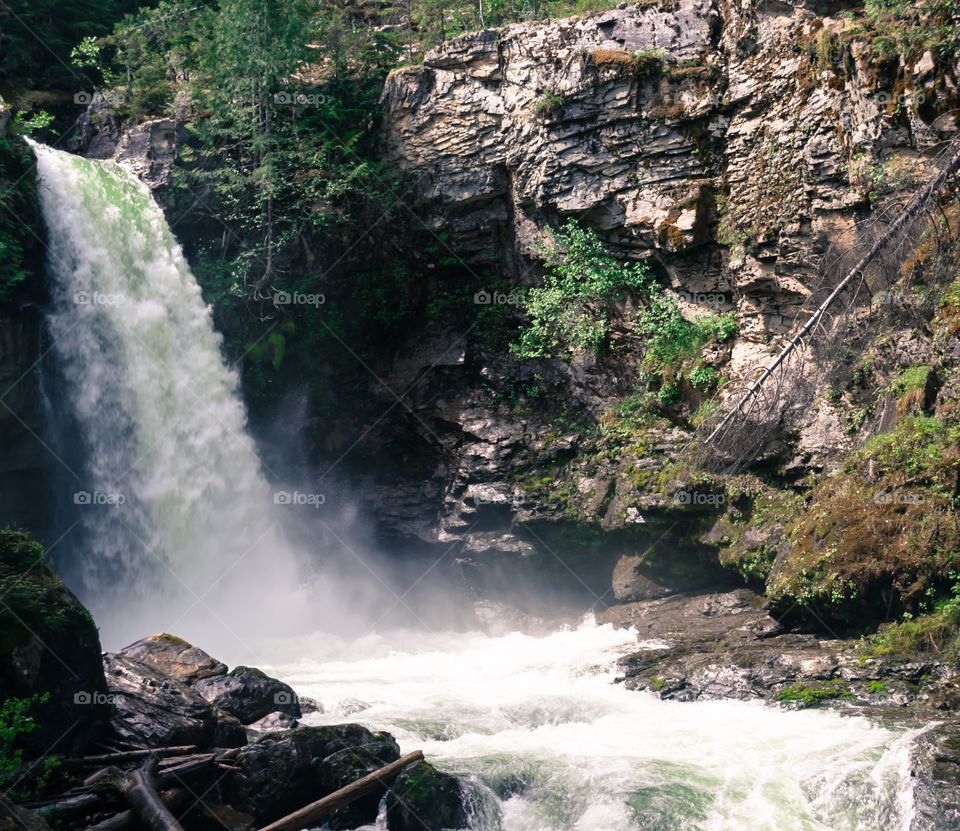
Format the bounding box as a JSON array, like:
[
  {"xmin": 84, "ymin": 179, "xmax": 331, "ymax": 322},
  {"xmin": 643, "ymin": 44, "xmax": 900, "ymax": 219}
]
[{"xmin": 117, "ymin": 758, "xmax": 184, "ymax": 831}]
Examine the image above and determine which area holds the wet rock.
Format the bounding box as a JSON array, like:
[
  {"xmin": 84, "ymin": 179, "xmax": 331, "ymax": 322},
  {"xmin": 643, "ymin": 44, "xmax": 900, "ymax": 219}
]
[
  {"xmin": 612, "ymin": 555, "xmax": 674, "ymax": 602},
  {"xmin": 223, "ymin": 725, "xmax": 396, "ymax": 824},
  {"xmin": 910, "ymin": 721, "xmax": 960, "ymax": 829},
  {"xmin": 298, "ymin": 696, "xmax": 323, "ymax": 714},
  {"xmin": 318, "ymin": 740, "xmax": 402, "ymax": 829},
  {"xmin": 193, "ymin": 665, "xmax": 301, "ymax": 724},
  {"xmin": 102, "ymin": 653, "xmax": 217, "ymax": 748},
  {"xmin": 119, "ymin": 633, "xmax": 227, "ymax": 683},
  {"xmin": 0, "ymin": 530, "xmax": 108, "ymax": 757},
  {"xmin": 386, "ymin": 760, "xmax": 469, "ymax": 831},
  {"xmin": 245, "ymin": 710, "xmax": 300, "ymax": 737},
  {"xmin": 213, "ymin": 708, "xmax": 248, "ymax": 748}
]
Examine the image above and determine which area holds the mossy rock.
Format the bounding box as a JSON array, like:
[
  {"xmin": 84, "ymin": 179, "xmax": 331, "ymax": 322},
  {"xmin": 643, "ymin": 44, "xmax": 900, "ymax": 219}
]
[
  {"xmin": 0, "ymin": 530, "xmax": 107, "ymax": 757},
  {"xmin": 386, "ymin": 760, "xmax": 468, "ymax": 831},
  {"xmin": 318, "ymin": 740, "xmax": 401, "ymax": 829}
]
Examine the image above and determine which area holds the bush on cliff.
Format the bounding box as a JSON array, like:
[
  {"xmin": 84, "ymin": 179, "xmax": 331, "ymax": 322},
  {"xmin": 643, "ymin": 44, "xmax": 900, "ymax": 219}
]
[{"xmin": 768, "ymin": 416, "xmax": 960, "ymax": 626}]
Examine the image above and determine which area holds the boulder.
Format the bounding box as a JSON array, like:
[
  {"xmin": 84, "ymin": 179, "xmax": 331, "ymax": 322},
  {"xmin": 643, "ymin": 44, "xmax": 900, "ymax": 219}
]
[
  {"xmin": 102, "ymin": 653, "xmax": 217, "ymax": 748},
  {"xmin": 317, "ymin": 739, "xmax": 401, "ymax": 829},
  {"xmin": 386, "ymin": 760, "xmax": 469, "ymax": 831},
  {"xmin": 193, "ymin": 665, "xmax": 301, "ymax": 724},
  {"xmin": 0, "ymin": 530, "xmax": 108, "ymax": 757},
  {"xmin": 118, "ymin": 633, "xmax": 227, "ymax": 682},
  {"xmin": 223, "ymin": 725, "xmax": 396, "ymax": 824},
  {"xmin": 245, "ymin": 710, "xmax": 300, "ymax": 737}
]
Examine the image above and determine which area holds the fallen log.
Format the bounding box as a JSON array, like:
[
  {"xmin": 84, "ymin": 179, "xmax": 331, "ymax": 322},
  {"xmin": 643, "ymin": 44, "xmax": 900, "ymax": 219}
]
[
  {"xmin": 85, "ymin": 789, "xmax": 188, "ymax": 831},
  {"xmin": 67, "ymin": 747, "xmax": 198, "ymax": 768},
  {"xmin": 117, "ymin": 758, "xmax": 184, "ymax": 831},
  {"xmin": 258, "ymin": 750, "xmax": 424, "ymax": 831}
]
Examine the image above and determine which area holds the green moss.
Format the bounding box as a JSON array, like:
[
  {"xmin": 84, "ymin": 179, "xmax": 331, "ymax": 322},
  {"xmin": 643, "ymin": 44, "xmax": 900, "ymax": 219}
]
[
  {"xmin": 769, "ymin": 416, "xmax": 960, "ymax": 623},
  {"xmin": 774, "ymin": 679, "xmax": 853, "ymax": 707}
]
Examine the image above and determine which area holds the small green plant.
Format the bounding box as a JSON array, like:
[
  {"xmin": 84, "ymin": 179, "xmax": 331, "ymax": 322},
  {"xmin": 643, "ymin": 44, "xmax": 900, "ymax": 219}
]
[
  {"xmin": 12, "ymin": 109, "xmax": 55, "ymax": 136},
  {"xmin": 866, "ymin": 680, "xmax": 889, "ymax": 695},
  {"xmin": 533, "ymin": 89, "xmax": 566, "ymax": 116},
  {"xmin": 0, "ymin": 693, "xmax": 60, "ymax": 799},
  {"xmin": 774, "ymin": 679, "xmax": 853, "ymax": 707},
  {"xmin": 690, "ymin": 365, "xmax": 718, "ymax": 390}
]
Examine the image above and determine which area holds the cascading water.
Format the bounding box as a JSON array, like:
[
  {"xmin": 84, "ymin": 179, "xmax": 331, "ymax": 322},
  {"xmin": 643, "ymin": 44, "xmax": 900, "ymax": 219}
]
[
  {"xmin": 33, "ymin": 141, "xmax": 311, "ymax": 650},
  {"xmin": 265, "ymin": 620, "xmax": 924, "ymax": 831},
  {"xmin": 32, "ymin": 142, "xmax": 927, "ymax": 831}
]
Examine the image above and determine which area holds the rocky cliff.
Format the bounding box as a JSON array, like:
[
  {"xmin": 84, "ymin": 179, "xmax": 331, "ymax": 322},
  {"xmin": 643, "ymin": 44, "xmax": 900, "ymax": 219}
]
[
  {"xmin": 67, "ymin": 0, "xmax": 960, "ymax": 621},
  {"xmin": 362, "ymin": 0, "xmax": 960, "ymax": 602}
]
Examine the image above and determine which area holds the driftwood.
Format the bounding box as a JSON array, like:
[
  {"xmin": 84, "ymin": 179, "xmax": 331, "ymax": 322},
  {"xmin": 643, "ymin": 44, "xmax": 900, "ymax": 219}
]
[
  {"xmin": 67, "ymin": 746, "xmax": 198, "ymax": 768},
  {"xmin": 85, "ymin": 789, "xmax": 188, "ymax": 831},
  {"xmin": 258, "ymin": 750, "xmax": 424, "ymax": 831},
  {"xmin": 117, "ymin": 757, "xmax": 184, "ymax": 831}
]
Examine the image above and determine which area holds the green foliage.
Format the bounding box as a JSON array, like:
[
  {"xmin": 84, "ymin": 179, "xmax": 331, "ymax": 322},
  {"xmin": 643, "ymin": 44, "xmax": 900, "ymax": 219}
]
[
  {"xmin": 774, "ymin": 679, "xmax": 853, "ymax": 707},
  {"xmin": 0, "ymin": 0, "xmax": 139, "ymax": 90},
  {"xmin": 12, "ymin": 110, "xmax": 55, "ymax": 135},
  {"xmin": 891, "ymin": 364, "xmax": 929, "ymax": 397},
  {"xmin": 854, "ymin": 0, "xmax": 960, "ymax": 62},
  {"xmin": 689, "ymin": 364, "xmax": 718, "ymax": 390},
  {"xmin": 866, "ymin": 574, "xmax": 960, "ymax": 656},
  {"xmin": 0, "ymin": 133, "xmax": 39, "ymax": 303},
  {"xmin": 638, "ymin": 295, "xmax": 736, "ymax": 380},
  {"xmin": 0, "ymin": 694, "xmax": 60, "ymax": 800},
  {"xmin": 533, "ymin": 90, "xmax": 566, "ymax": 115},
  {"xmin": 512, "ymin": 220, "xmax": 652, "ymax": 359}
]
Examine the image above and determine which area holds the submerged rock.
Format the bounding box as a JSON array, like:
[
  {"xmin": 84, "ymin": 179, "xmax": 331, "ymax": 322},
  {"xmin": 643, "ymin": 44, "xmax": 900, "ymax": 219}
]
[
  {"xmin": 386, "ymin": 760, "xmax": 469, "ymax": 831},
  {"xmin": 193, "ymin": 665, "xmax": 301, "ymax": 724}
]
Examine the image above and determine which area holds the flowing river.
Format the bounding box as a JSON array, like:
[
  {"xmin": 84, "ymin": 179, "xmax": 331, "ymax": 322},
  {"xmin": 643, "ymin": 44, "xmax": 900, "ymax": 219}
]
[{"xmin": 264, "ymin": 620, "xmax": 921, "ymax": 831}]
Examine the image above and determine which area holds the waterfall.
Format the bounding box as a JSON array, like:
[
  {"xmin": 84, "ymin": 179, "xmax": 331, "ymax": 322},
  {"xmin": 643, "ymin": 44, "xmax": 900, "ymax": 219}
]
[{"xmin": 32, "ymin": 141, "xmax": 309, "ymax": 651}]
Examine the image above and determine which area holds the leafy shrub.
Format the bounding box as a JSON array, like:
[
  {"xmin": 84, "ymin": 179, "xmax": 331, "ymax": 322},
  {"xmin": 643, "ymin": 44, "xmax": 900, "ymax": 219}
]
[
  {"xmin": 512, "ymin": 220, "xmax": 652, "ymax": 358},
  {"xmin": 0, "ymin": 694, "xmax": 60, "ymax": 800}
]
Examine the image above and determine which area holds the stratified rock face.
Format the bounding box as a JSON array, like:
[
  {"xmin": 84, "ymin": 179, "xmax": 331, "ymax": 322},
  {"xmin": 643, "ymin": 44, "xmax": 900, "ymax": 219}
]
[
  {"xmin": 0, "ymin": 530, "xmax": 108, "ymax": 756},
  {"xmin": 381, "ymin": 0, "xmax": 956, "ymax": 334}
]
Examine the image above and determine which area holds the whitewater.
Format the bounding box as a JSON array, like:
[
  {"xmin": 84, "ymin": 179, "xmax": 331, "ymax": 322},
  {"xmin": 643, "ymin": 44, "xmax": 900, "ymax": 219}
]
[{"xmin": 263, "ymin": 620, "xmax": 922, "ymax": 831}]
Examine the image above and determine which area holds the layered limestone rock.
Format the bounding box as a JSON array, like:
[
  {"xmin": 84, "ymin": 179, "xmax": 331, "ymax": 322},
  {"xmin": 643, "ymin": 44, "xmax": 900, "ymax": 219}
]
[
  {"xmin": 369, "ymin": 0, "xmax": 959, "ymax": 570},
  {"xmin": 382, "ymin": 0, "xmax": 956, "ymax": 339}
]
